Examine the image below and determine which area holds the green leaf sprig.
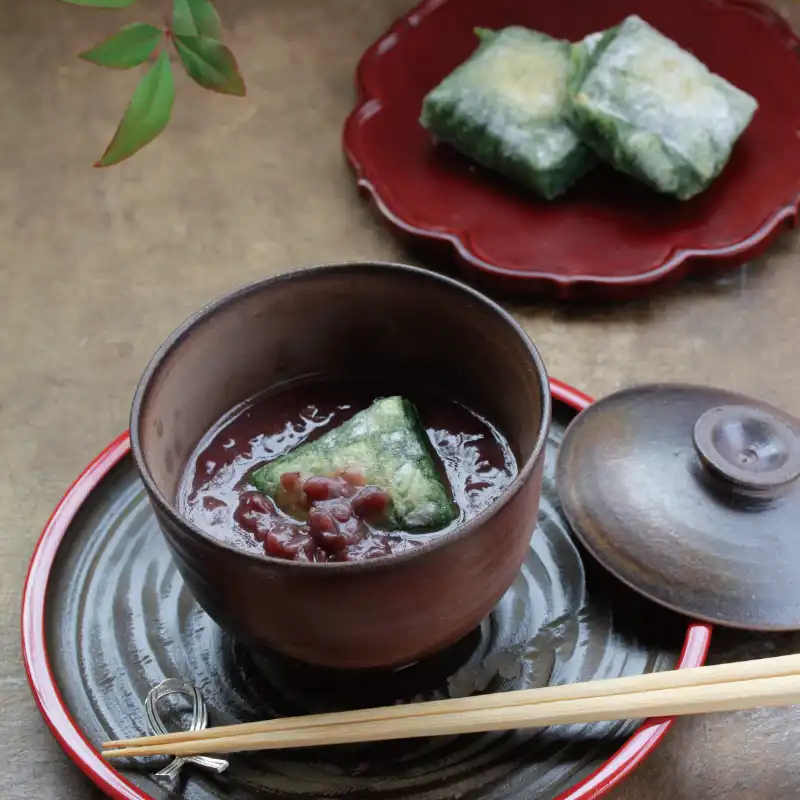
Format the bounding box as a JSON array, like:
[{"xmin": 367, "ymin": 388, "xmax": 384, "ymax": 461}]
[{"xmin": 61, "ymin": 0, "xmax": 246, "ymax": 166}]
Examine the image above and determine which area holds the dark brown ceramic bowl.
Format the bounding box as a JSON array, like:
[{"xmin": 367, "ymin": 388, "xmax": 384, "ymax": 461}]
[{"xmin": 130, "ymin": 263, "xmax": 551, "ymax": 669}]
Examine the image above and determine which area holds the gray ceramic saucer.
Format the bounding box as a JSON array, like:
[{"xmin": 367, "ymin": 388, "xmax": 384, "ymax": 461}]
[{"xmin": 22, "ymin": 386, "xmax": 711, "ymax": 800}]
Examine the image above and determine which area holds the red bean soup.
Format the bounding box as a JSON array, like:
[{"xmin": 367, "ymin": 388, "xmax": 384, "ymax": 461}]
[{"xmin": 178, "ymin": 381, "xmax": 517, "ymax": 564}]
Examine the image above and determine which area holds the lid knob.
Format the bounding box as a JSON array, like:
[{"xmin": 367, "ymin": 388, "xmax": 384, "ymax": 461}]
[{"xmin": 692, "ymin": 404, "xmax": 800, "ymax": 496}]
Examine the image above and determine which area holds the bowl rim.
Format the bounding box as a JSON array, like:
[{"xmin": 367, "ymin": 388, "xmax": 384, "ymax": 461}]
[{"xmin": 129, "ymin": 261, "xmax": 552, "ymax": 572}]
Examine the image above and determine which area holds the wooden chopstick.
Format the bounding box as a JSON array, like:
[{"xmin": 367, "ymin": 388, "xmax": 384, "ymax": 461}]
[
  {"xmin": 104, "ymin": 654, "xmax": 800, "ymax": 749},
  {"xmin": 102, "ymin": 655, "xmax": 800, "ymax": 759},
  {"xmin": 104, "ymin": 674, "xmax": 800, "ymax": 758}
]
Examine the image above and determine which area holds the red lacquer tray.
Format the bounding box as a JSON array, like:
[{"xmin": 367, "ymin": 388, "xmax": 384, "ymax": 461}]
[
  {"xmin": 21, "ymin": 379, "xmax": 712, "ymax": 800},
  {"xmin": 343, "ymin": 0, "xmax": 800, "ymax": 300}
]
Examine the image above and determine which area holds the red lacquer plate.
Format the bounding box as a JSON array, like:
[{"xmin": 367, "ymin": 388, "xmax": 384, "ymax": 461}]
[
  {"xmin": 22, "ymin": 379, "xmax": 712, "ymax": 800},
  {"xmin": 343, "ymin": 0, "xmax": 800, "ymax": 299}
]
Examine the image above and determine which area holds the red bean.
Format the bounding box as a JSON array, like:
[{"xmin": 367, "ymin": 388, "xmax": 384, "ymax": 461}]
[
  {"xmin": 237, "ymin": 475, "xmax": 398, "ymax": 562},
  {"xmin": 236, "ymin": 490, "xmax": 276, "ymax": 516},
  {"xmin": 263, "ymin": 528, "xmax": 291, "ymax": 557},
  {"xmin": 276, "ymin": 471, "xmax": 309, "ymax": 516},
  {"xmin": 303, "ymin": 476, "xmax": 333, "ymax": 502},
  {"xmin": 351, "ymin": 487, "xmax": 391, "ymax": 522},
  {"xmin": 280, "ymin": 472, "xmax": 304, "ymax": 492},
  {"xmin": 341, "ymin": 466, "xmax": 367, "ymax": 487},
  {"xmin": 234, "ymin": 491, "xmax": 280, "ymax": 541},
  {"xmin": 292, "ymin": 537, "xmax": 318, "ymax": 562},
  {"xmin": 292, "ymin": 543, "xmax": 309, "ymax": 561},
  {"xmin": 264, "ymin": 526, "xmax": 317, "ymax": 559},
  {"xmin": 307, "ymin": 508, "xmax": 347, "ymax": 551},
  {"xmin": 308, "ymin": 507, "xmax": 337, "ymax": 534}
]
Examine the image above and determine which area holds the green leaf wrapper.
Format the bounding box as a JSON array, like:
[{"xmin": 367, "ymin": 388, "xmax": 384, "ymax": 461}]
[
  {"xmin": 251, "ymin": 397, "xmax": 456, "ymax": 531},
  {"xmin": 420, "ymin": 26, "xmax": 596, "ymax": 200},
  {"xmin": 568, "ymin": 15, "xmax": 758, "ymax": 200}
]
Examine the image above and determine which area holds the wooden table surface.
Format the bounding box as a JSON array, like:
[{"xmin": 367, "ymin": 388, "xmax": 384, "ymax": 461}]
[{"xmin": 3, "ymin": 1, "xmax": 800, "ymax": 797}]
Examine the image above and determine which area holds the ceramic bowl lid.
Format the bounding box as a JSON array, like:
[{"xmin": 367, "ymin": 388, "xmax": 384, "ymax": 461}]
[{"xmin": 556, "ymin": 383, "xmax": 800, "ymax": 630}]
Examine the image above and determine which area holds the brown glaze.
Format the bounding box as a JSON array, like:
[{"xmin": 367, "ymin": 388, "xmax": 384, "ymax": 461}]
[
  {"xmin": 130, "ymin": 263, "xmax": 550, "ymax": 669},
  {"xmin": 178, "ymin": 382, "xmax": 517, "ymax": 562},
  {"xmin": 557, "ymin": 383, "xmax": 800, "ymax": 631}
]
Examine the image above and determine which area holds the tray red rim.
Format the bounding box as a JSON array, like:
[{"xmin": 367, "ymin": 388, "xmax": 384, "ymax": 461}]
[
  {"xmin": 20, "ymin": 377, "xmax": 713, "ymax": 800},
  {"xmin": 342, "ymin": 0, "xmax": 800, "ymax": 293}
]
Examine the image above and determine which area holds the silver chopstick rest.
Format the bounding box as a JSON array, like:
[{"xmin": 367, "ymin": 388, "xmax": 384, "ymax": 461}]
[{"xmin": 145, "ymin": 678, "xmax": 229, "ymax": 778}]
